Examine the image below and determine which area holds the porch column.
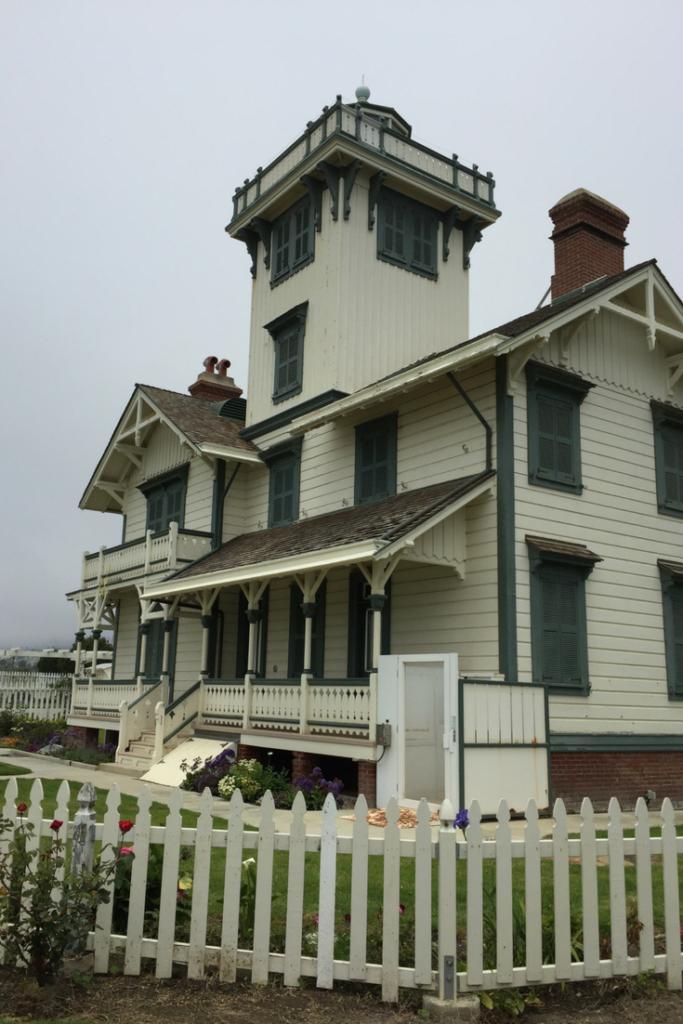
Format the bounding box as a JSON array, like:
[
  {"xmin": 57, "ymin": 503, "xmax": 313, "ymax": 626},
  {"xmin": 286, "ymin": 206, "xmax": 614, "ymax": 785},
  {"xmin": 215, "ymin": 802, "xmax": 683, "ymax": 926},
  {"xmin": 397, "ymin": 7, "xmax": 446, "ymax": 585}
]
[
  {"xmin": 246, "ymin": 605, "xmax": 262, "ymax": 675},
  {"xmin": 138, "ymin": 621, "xmax": 151, "ymax": 681},
  {"xmin": 74, "ymin": 630, "xmax": 86, "ymax": 677},
  {"xmin": 369, "ymin": 592, "xmax": 386, "ymax": 673},
  {"xmin": 161, "ymin": 618, "xmax": 175, "ymax": 703},
  {"xmin": 200, "ymin": 614, "xmax": 213, "ymax": 678},
  {"xmin": 90, "ymin": 629, "xmax": 102, "ymax": 676},
  {"xmin": 302, "ymin": 601, "xmax": 316, "ymax": 674}
]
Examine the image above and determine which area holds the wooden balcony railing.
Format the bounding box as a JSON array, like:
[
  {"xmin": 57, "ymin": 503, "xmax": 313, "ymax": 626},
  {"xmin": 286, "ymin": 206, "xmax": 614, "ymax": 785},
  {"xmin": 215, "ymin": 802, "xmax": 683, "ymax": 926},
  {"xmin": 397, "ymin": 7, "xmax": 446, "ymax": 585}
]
[{"xmin": 80, "ymin": 523, "xmax": 212, "ymax": 591}]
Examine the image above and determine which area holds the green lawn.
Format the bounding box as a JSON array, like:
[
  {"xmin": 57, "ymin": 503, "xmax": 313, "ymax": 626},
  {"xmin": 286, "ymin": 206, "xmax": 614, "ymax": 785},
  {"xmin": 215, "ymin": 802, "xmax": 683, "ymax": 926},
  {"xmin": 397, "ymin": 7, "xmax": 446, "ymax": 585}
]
[
  {"xmin": 0, "ymin": 763, "xmax": 31, "ymax": 776},
  {"xmin": 0, "ymin": 775, "xmax": 681, "ymax": 969}
]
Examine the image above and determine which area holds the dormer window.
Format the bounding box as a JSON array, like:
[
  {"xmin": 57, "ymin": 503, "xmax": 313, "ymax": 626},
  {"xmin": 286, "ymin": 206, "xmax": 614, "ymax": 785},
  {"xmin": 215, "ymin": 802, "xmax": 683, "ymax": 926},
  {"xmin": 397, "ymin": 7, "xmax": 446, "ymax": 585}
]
[
  {"xmin": 377, "ymin": 187, "xmax": 438, "ymax": 279},
  {"xmin": 139, "ymin": 466, "xmax": 188, "ymax": 534},
  {"xmin": 271, "ymin": 197, "xmax": 314, "ymax": 285},
  {"xmin": 265, "ymin": 303, "xmax": 308, "ymax": 404}
]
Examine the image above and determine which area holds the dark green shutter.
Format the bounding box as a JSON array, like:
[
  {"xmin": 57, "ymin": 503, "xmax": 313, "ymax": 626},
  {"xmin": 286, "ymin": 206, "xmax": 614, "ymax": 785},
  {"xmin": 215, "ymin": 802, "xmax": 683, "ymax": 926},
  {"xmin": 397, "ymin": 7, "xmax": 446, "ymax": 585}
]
[
  {"xmin": 662, "ymin": 427, "xmax": 683, "ymax": 507},
  {"xmin": 144, "ymin": 619, "xmax": 165, "ymax": 678},
  {"xmin": 672, "ymin": 590, "xmax": 683, "ymax": 694},
  {"xmin": 287, "ymin": 582, "xmax": 326, "ymax": 678},
  {"xmin": 355, "ymin": 415, "xmax": 397, "ymax": 505},
  {"xmin": 539, "ymin": 569, "xmax": 582, "ymax": 686},
  {"xmin": 268, "ymin": 450, "xmax": 300, "ymax": 527}
]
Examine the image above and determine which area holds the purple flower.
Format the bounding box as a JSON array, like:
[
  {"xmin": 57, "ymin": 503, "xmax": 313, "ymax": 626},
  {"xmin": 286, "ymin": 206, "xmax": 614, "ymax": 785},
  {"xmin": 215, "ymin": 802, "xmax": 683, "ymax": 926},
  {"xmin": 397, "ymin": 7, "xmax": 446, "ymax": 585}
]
[{"xmin": 454, "ymin": 808, "xmax": 469, "ymax": 833}]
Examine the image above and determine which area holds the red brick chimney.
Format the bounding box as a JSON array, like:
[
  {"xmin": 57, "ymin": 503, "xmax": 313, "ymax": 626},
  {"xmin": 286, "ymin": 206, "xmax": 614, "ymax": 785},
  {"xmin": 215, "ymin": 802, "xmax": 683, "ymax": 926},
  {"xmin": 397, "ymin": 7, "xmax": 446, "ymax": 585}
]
[
  {"xmin": 549, "ymin": 189, "xmax": 629, "ymax": 299},
  {"xmin": 188, "ymin": 356, "xmax": 243, "ymax": 401}
]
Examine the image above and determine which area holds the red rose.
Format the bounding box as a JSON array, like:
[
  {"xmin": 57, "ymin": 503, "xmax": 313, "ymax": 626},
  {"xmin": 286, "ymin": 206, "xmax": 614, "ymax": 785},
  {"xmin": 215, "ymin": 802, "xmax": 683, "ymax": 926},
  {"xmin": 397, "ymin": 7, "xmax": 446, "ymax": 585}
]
[
  {"xmin": 49, "ymin": 820, "xmax": 63, "ymax": 832},
  {"xmin": 16, "ymin": 802, "xmax": 27, "ymax": 814},
  {"xmin": 118, "ymin": 819, "xmax": 134, "ymax": 834},
  {"xmin": 119, "ymin": 846, "xmax": 134, "ymax": 857}
]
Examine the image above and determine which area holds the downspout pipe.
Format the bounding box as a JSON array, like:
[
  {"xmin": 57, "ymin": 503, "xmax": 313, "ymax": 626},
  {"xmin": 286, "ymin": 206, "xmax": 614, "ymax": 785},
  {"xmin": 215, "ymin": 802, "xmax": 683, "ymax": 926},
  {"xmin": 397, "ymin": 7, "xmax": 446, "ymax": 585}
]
[
  {"xmin": 213, "ymin": 462, "xmax": 241, "ymax": 549},
  {"xmin": 447, "ymin": 371, "xmax": 493, "ymax": 472}
]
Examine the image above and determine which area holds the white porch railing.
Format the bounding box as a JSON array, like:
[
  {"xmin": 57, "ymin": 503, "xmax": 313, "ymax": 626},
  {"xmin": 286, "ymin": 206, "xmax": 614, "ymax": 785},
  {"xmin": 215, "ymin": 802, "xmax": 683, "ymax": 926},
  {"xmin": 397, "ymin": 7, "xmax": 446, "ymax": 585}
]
[
  {"xmin": 71, "ymin": 678, "xmax": 141, "ymax": 720},
  {"xmin": 199, "ymin": 676, "xmax": 373, "ymax": 738},
  {"xmin": 6, "ymin": 779, "xmax": 682, "ymax": 1003},
  {"xmin": 80, "ymin": 523, "xmax": 212, "ymax": 591},
  {"xmin": 0, "ymin": 671, "xmax": 71, "ymax": 720}
]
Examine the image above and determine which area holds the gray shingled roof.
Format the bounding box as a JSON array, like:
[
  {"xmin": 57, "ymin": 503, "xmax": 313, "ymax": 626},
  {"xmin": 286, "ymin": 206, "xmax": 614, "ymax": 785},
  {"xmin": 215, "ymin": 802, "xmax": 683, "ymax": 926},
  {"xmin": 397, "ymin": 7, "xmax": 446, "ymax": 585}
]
[
  {"xmin": 174, "ymin": 470, "xmax": 494, "ymax": 580},
  {"xmin": 139, "ymin": 385, "xmax": 258, "ymax": 454}
]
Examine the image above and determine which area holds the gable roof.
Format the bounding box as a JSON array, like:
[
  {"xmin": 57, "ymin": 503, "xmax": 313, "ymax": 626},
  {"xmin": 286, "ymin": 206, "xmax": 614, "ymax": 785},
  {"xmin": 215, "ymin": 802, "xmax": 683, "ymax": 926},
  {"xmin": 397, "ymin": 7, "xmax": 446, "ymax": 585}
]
[
  {"xmin": 143, "ymin": 470, "xmax": 494, "ymax": 595},
  {"xmin": 80, "ymin": 384, "xmax": 260, "ymax": 513},
  {"xmin": 137, "ymin": 385, "xmax": 255, "ymax": 453}
]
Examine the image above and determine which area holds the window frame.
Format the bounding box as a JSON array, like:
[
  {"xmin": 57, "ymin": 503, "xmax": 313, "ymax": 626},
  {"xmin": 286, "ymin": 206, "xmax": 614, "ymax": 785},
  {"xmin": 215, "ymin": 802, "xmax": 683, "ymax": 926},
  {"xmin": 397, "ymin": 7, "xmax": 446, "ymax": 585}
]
[
  {"xmin": 270, "ymin": 196, "xmax": 314, "ymax": 285},
  {"xmin": 354, "ymin": 413, "xmax": 398, "ymax": 506},
  {"xmin": 265, "ymin": 302, "xmax": 308, "ymax": 404},
  {"xmin": 526, "ymin": 361, "xmax": 593, "ymax": 494},
  {"xmin": 377, "ymin": 187, "xmax": 438, "ymax": 280},
  {"xmin": 528, "ymin": 538, "xmax": 599, "ymax": 695},
  {"xmin": 658, "ymin": 561, "xmax": 683, "ymax": 699},
  {"xmin": 138, "ymin": 464, "xmax": 189, "ymax": 534},
  {"xmin": 652, "ymin": 401, "xmax": 683, "ymax": 519},
  {"xmin": 265, "ymin": 439, "xmax": 302, "ymax": 528}
]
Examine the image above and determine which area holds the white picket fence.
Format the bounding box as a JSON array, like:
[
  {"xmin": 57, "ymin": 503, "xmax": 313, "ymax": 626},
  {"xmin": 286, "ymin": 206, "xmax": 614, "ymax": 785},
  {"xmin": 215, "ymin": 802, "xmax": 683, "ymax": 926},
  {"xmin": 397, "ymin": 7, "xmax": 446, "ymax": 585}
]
[
  {"xmin": 0, "ymin": 671, "xmax": 71, "ymax": 719},
  {"xmin": 2, "ymin": 777, "xmax": 682, "ymax": 1001}
]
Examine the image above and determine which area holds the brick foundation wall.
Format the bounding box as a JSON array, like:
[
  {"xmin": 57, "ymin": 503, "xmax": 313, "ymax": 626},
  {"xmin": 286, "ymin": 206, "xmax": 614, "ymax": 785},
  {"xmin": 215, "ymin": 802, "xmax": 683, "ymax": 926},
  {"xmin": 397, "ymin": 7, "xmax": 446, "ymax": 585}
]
[
  {"xmin": 291, "ymin": 751, "xmax": 316, "ymax": 780},
  {"xmin": 551, "ymin": 751, "xmax": 683, "ymax": 811},
  {"xmin": 68, "ymin": 726, "xmax": 99, "ymax": 748},
  {"xmin": 357, "ymin": 761, "xmax": 377, "ymax": 808},
  {"xmin": 237, "ymin": 744, "xmax": 262, "ymax": 762}
]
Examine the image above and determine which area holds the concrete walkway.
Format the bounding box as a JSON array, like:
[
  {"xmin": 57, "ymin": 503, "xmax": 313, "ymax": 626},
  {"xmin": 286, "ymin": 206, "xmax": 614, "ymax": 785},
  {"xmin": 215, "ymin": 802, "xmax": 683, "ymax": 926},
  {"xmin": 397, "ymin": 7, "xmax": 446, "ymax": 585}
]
[{"xmin": 2, "ymin": 748, "xmax": 681, "ymax": 839}]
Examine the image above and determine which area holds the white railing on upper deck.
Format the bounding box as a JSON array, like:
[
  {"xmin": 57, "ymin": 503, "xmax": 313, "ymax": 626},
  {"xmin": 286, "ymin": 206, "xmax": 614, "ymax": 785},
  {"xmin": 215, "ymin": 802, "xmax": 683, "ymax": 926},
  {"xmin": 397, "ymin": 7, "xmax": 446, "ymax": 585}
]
[
  {"xmin": 0, "ymin": 671, "xmax": 71, "ymax": 720},
  {"xmin": 232, "ymin": 98, "xmax": 495, "ymax": 224},
  {"xmin": 80, "ymin": 522, "xmax": 212, "ymax": 590},
  {"xmin": 71, "ymin": 678, "xmax": 141, "ymax": 720}
]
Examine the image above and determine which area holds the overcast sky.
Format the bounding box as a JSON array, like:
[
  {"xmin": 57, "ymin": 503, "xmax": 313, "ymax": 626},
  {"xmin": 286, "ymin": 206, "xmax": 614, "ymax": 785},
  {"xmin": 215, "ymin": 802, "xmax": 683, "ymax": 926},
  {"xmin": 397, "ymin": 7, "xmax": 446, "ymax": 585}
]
[{"xmin": 1, "ymin": 1, "xmax": 682, "ymax": 648}]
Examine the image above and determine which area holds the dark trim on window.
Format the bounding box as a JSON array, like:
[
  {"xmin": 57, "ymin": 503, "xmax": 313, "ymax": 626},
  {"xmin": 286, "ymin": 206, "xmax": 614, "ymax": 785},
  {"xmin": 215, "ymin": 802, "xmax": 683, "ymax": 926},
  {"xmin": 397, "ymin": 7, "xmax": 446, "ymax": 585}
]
[
  {"xmin": 528, "ymin": 537, "xmax": 598, "ymax": 695},
  {"xmin": 137, "ymin": 463, "xmax": 190, "ymax": 496},
  {"xmin": 270, "ymin": 196, "xmax": 315, "ymax": 286},
  {"xmin": 354, "ymin": 413, "xmax": 398, "ymax": 506},
  {"xmin": 241, "ymin": 389, "xmax": 348, "ymax": 441},
  {"xmin": 347, "ymin": 570, "xmax": 391, "ymax": 678},
  {"xmin": 496, "ymin": 356, "xmax": 518, "ymax": 681},
  {"xmin": 526, "ymin": 361, "xmax": 593, "ymax": 494},
  {"xmin": 267, "ymin": 440, "xmax": 302, "ymax": 528},
  {"xmin": 377, "ymin": 186, "xmax": 438, "ymax": 280},
  {"xmin": 652, "ymin": 400, "xmax": 683, "ymax": 519},
  {"xmin": 211, "ymin": 459, "xmax": 226, "ymax": 551},
  {"xmin": 236, "ymin": 588, "xmax": 270, "ymax": 678},
  {"xmin": 265, "ymin": 302, "xmax": 308, "ymax": 404},
  {"xmin": 659, "ymin": 560, "xmax": 683, "ymax": 699}
]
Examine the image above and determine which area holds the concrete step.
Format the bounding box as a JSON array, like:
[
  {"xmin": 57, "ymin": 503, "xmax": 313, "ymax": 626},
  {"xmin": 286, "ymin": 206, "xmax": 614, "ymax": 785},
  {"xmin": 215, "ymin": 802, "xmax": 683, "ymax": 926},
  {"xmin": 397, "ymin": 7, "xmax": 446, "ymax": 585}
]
[
  {"xmin": 106, "ymin": 762, "xmax": 147, "ymax": 778},
  {"xmin": 129, "ymin": 742, "xmax": 155, "ymax": 756},
  {"xmin": 117, "ymin": 752, "xmax": 153, "ymax": 771}
]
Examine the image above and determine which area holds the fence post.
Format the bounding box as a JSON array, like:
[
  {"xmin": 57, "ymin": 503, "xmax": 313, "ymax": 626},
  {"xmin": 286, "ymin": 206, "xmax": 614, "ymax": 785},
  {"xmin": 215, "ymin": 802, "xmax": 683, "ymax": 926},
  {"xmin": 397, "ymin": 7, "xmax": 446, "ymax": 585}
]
[
  {"xmin": 438, "ymin": 798, "xmax": 457, "ymax": 1001},
  {"xmin": 72, "ymin": 781, "xmax": 97, "ymax": 876}
]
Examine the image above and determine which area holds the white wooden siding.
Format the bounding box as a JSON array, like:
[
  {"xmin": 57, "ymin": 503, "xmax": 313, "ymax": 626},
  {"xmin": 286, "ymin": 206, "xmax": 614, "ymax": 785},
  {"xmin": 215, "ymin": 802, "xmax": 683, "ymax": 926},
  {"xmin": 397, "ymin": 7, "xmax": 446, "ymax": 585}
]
[
  {"xmin": 515, "ymin": 311, "xmax": 683, "ymax": 735},
  {"xmin": 113, "ymin": 593, "xmax": 140, "ymax": 678},
  {"xmin": 245, "ymin": 169, "xmax": 469, "ymax": 426},
  {"xmin": 173, "ymin": 616, "xmax": 203, "ymax": 694},
  {"xmin": 184, "ymin": 458, "xmax": 213, "ymax": 534}
]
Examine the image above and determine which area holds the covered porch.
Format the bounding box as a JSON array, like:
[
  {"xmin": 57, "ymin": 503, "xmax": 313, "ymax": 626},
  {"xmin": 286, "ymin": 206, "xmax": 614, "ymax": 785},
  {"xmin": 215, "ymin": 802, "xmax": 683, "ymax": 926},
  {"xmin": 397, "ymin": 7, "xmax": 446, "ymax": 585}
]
[{"xmin": 115, "ymin": 472, "xmax": 496, "ymax": 785}]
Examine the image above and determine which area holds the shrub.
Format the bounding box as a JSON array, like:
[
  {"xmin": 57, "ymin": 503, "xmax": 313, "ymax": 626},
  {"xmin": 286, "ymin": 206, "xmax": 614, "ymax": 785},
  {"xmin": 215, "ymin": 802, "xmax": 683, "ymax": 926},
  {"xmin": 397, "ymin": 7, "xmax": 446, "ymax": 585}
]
[
  {"xmin": 0, "ymin": 807, "xmax": 128, "ymax": 985},
  {"xmin": 179, "ymin": 746, "xmax": 237, "ymax": 794},
  {"xmin": 10, "ymin": 717, "xmax": 67, "ymax": 753},
  {"xmin": 216, "ymin": 758, "xmax": 293, "ymax": 806},
  {"xmin": 293, "ymin": 765, "xmax": 344, "ymax": 809},
  {"xmin": 0, "ymin": 736, "xmax": 19, "ymax": 748}
]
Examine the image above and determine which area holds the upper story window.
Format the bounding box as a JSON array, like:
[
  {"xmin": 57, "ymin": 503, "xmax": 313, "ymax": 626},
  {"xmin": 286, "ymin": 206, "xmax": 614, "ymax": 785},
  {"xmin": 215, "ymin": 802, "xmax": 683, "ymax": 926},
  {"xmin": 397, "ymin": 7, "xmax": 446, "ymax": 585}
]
[
  {"xmin": 652, "ymin": 401, "xmax": 683, "ymax": 517},
  {"xmin": 377, "ymin": 187, "xmax": 438, "ymax": 279},
  {"xmin": 271, "ymin": 197, "xmax": 314, "ymax": 285},
  {"xmin": 659, "ymin": 560, "xmax": 683, "ymax": 699},
  {"xmin": 526, "ymin": 362, "xmax": 593, "ymax": 494},
  {"xmin": 527, "ymin": 536, "xmax": 601, "ymax": 695},
  {"xmin": 139, "ymin": 465, "xmax": 188, "ymax": 534},
  {"xmin": 355, "ymin": 414, "xmax": 397, "ymax": 505},
  {"xmin": 266, "ymin": 441, "xmax": 301, "ymax": 528},
  {"xmin": 265, "ymin": 302, "xmax": 308, "ymax": 404}
]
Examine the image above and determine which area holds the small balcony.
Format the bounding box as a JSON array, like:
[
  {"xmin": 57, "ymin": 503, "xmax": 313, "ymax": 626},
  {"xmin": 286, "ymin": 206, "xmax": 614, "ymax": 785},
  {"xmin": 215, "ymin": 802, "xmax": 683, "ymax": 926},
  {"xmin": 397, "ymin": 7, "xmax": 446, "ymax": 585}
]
[{"xmin": 79, "ymin": 523, "xmax": 212, "ymax": 592}]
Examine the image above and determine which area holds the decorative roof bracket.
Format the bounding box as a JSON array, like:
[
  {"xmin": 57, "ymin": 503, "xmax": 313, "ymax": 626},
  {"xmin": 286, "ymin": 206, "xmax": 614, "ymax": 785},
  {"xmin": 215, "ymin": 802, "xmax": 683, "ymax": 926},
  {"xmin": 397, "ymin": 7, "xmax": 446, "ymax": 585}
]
[
  {"xmin": 367, "ymin": 170, "xmax": 387, "ymax": 231},
  {"xmin": 315, "ymin": 161, "xmax": 342, "ymax": 221},
  {"xmin": 342, "ymin": 159, "xmax": 361, "ymax": 220},
  {"xmin": 300, "ymin": 174, "xmax": 324, "ymax": 232}
]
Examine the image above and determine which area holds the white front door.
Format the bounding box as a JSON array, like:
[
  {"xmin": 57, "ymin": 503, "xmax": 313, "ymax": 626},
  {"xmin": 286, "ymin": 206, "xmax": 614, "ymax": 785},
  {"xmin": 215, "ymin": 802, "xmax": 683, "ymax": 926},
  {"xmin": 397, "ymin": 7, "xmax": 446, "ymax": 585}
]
[{"xmin": 376, "ymin": 654, "xmax": 459, "ymax": 808}]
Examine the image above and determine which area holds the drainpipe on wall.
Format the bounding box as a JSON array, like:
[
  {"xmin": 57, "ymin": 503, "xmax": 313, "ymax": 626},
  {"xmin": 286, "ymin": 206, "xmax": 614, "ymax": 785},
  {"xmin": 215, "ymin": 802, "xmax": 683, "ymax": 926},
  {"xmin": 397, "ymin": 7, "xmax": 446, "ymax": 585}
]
[
  {"xmin": 211, "ymin": 461, "xmax": 241, "ymax": 549},
  {"xmin": 446, "ymin": 371, "xmax": 493, "ymax": 473}
]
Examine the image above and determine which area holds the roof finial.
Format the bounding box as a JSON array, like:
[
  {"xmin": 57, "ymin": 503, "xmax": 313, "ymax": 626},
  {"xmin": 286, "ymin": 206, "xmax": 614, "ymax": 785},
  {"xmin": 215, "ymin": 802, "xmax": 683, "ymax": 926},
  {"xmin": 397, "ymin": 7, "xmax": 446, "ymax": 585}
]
[{"xmin": 355, "ymin": 76, "xmax": 370, "ymax": 103}]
